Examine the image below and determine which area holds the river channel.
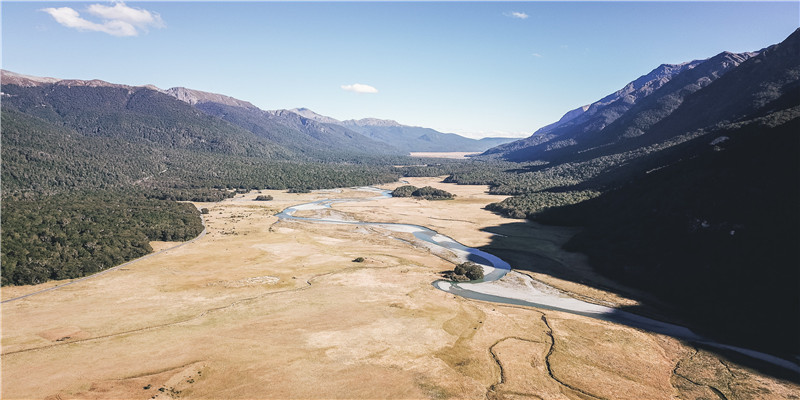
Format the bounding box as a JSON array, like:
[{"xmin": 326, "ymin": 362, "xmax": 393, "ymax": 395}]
[{"xmin": 277, "ymin": 186, "xmax": 800, "ymax": 374}]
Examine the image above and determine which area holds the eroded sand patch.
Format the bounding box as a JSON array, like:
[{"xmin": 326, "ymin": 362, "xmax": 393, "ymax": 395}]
[
  {"xmin": 38, "ymin": 326, "xmax": 91, "ymax": 342},
  {"xmin": 206, "ymin": 275, "xmax": 280, "ymax": 288}
]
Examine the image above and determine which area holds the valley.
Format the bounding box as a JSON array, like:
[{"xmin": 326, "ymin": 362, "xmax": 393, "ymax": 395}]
[
  {"xmin": 2, "ymin": 178, "xmax": 798, "ymax": 399},
  {"xmin": 2, "ymin": 9, "xmax": 798, "ymax": 397}
]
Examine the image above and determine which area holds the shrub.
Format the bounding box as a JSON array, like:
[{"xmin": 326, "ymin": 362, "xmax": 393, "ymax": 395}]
[
  {"xmin": 255, "ymin": 195, "xmax": 273, "ymax": 201},
  {"xmin": 353, "ymin": 257, "xmax": 365, "ymax": 263}
]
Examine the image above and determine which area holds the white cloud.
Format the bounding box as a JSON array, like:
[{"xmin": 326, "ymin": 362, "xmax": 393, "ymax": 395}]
[
  {"xmin": 341, "ymin": 83, "xmax": 379, "ymax": 94},
  {"xmin": 505, "ymin": 11, "xmax": 529, "ymax": 20},
  {"xmin": 88, "ymin": 3, "xmax": 165, "ymax": 29},
  {"xmin": 41, "ymin": 2, "xmax": 164, "ymax": 37},
  {"xmin": 532, "ymin": 53, "xmax": 543, "ymax": 58}
]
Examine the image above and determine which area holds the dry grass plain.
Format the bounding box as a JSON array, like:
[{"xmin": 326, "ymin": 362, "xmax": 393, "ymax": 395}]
[{"xmin": 2, "ymin": 177, "xmax": 797, "ymax": 399}]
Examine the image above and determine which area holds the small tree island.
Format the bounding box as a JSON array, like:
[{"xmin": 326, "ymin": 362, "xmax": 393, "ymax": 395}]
[
  {"xmin": 444, "ymin": 261, "xmax": 484, "ymax": 282},
  {"xmin": 392, "ymin": 185, "xmax": 454, "ymax": 200}
]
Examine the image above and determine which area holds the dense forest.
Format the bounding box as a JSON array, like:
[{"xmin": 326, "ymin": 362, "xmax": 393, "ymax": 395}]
[{"xmin": 1, "ymin": 191, "xmax": 203, "ymax": 285}]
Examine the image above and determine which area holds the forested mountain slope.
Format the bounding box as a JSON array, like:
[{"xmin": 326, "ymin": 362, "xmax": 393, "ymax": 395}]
[
  {"xmin": 0, "ymin": 73, "xmax": 403, "ymax": 286},
  {"xmin": 474, "ymin": 29, "xmax": 800, "ymax": 358},
  {"xmin": 541, "ymin": 107, "xmax": 800, "ymax": 357},
  {"xmin": 0, "ymin": 78, "xmax": 287, "ymax": 158},
  {"xmin": 0, "ymin": 72, "xmax": 410, "ymax": 195}
]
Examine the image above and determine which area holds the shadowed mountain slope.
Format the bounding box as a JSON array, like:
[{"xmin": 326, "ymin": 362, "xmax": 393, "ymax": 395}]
[{"xmin": 530, "ymin": 29, "xmax": 800, "ymax": 358}]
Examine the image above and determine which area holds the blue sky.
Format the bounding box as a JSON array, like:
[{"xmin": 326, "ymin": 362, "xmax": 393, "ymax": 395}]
[{"xmin": 2, "ymin": 2, "xmax": 798, "ymax": 138}]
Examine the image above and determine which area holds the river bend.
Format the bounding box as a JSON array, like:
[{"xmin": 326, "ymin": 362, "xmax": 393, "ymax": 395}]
[{"xmin": 277, "ymin": 186, "xmax": 800, "ymax": 374}]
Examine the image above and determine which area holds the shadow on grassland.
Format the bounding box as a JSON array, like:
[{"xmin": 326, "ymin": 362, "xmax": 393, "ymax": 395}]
[{"xmin": 478, "ymin": 219, "xmax": 800, "ymax": 383}]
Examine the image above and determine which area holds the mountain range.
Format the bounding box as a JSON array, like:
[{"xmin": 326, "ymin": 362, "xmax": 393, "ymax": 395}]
[
  {"xmin": 0, "ymin": 69, "xmax": 514, "ymax": 195},
  {"xmin": 1, "ymin": 70, "xmax": 513, "ymax": 159},
  {"xmin": 293, "ymin": 108, "xmax": 515, "ymax": 153}
]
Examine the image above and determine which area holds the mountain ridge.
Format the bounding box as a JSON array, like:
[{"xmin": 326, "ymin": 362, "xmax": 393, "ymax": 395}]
[
  {"xmin": 1, "ymin": 69, "xmax": 516, "ymax": 154},
  {"xmin": 288, "ymin": 107, "xmax": 516, "ymax": 152},
  {"xmin": 482, "ymin": 49, "xmax": 757, "ymax": 163}
]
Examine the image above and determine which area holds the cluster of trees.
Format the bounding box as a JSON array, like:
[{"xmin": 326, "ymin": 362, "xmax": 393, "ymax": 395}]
[
  {"xmin": 443, "ymin": 261, "xmax": 484, "ymax": 281},
  {"xmin": 390, "ymin": 185, "xmax": 417, "ymax": 197},
  {"xmin": 1, "ymin": 191, "xmax": 203, "ymax": 286},
  {"xmin": 485, "ymin": 190, "xmax": 600, "ymax": 219},
  {"xmin": 391, "ymin": 185, "xmax": 454, "ymax": 200}
]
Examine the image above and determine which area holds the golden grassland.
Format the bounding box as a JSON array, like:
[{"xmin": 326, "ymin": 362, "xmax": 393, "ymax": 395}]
[{"xmin": 2, "ymin": 178, "xmax": 797, "ymax": 399}]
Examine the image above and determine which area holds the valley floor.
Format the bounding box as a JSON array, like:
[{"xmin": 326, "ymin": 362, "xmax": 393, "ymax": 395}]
[{"xmin": 2, "ymin": 178, "xmax": 797, "ymax": 399}]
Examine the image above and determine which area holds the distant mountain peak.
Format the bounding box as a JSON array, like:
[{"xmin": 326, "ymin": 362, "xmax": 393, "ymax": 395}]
[
  {"xmin": 165, "ymin": 87, "xmax": 258, "ymax": 110},
  {"xmin": 342, "ymin": 118, "xmax": 403, "ymax": 127},
  {"xmin": 289, "ymin": 108, "xmax": 342, "ymax": 125},
  {"xmin": 1, "ymin": 70, "xmax": 61, "ymax": 86},
  {"xmin": 290, "ymin": 109, "xmax": 404, "ymax": 128}
]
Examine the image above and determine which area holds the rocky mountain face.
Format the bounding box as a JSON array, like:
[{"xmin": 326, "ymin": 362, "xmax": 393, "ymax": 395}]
[
  {"xmin": 1, "ymin": 70, "xmax": 61, "ymax": 86},
  {"xmin": 290, "ymin": 107, "xmax": 342, "ymax": 125},
  {"xmin": 540, "ymin": 60, "xmax": 708, "ymax": 134},
  {"xmin": 165, "ymin": 87, "xmax": 259, "ymax": 110},
  {"xmin": 482, "ymin": 55, "xmax": 750, "ymax": 160}
]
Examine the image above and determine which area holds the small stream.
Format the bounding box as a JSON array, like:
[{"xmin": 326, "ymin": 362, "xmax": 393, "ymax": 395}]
[{"xmin": 277, "ymin": 187, "xmax": 800, "ymax": 374}]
